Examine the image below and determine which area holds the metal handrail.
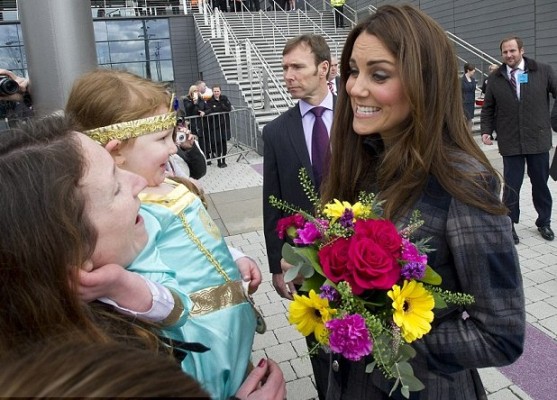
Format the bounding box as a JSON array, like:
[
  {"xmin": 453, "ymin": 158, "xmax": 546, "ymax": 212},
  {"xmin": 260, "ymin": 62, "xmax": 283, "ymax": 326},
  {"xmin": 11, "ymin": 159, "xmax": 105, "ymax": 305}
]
[
  {"xmin": 257, "ymin": 10, "xmax": 289, "ymax": 51},
  {"xmin": 246, "ymin": 38, "xmax": 295, "ymax": 109},
  {"xmin": 292, "ymin": 2, "xmax": 338, "ymax": 52},
  {"xmin": 211, "ymin": 7, "xmax": 292, "ymax": 111}
]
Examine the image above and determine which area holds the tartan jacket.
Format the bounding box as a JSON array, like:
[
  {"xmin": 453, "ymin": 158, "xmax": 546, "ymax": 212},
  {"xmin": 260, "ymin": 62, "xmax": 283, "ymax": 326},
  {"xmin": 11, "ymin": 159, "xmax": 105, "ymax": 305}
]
[{"xmin": 326, "ymin": 165, "xmax": 525, "ymax": 399}]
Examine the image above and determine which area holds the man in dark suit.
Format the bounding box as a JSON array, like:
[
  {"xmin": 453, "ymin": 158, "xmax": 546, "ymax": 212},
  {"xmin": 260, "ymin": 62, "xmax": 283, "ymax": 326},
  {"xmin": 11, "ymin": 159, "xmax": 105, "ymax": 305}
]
[
  {"xmin": 262, "ymin": 34, "xmax": 333, "ymax": 399},
  {"xmin": 481, "ymin": 36, "xmax": 557, "ymax": 244}
]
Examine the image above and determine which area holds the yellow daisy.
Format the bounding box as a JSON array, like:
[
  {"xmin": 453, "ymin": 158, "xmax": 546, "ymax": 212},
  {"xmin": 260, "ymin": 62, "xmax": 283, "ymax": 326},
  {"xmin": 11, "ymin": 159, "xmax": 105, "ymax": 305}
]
[
  {"xmin": 288, "ymin": 290, "xmax": 336, "ymax": 345},
  {"xmin": 388, "ymin": 280, "xmax": 435, "ymax": 343},
  {"xmin": 323, "ymin": 199, "xmax": 370, "ymax": 223}
]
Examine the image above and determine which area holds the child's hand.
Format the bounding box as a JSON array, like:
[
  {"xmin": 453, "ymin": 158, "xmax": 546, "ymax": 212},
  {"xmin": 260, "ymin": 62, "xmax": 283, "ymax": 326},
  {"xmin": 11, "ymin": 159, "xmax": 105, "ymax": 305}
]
[
  {"xmin": 78, "ymin": 264, "xmax": 152, "ymax": 312},
  {"xmin": 235, "ymin": 256, "xmax": 262, "ymax": 294}
]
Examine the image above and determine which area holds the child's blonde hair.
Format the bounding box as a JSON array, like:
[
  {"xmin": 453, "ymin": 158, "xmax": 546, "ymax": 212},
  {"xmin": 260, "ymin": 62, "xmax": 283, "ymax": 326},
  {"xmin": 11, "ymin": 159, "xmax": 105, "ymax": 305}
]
[{"xmin": 66, "ymin": 69, "xmax": 172, "ymax": 132}]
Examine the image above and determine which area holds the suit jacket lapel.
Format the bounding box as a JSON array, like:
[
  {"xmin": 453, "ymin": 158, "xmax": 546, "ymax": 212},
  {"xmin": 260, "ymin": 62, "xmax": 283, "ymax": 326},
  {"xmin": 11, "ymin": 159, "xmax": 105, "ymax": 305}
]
[{"xmin": 286, "ymin": 104, "xmax": 314, "ymax": 182}]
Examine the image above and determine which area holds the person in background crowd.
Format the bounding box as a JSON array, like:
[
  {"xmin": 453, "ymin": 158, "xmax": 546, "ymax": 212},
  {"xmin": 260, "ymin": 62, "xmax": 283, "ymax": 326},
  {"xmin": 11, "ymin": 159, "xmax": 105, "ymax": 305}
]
[
  {"xmin": 328, "ymin": 55, "xmax": 340, "ymax": 95},
  {"xmin": 0, "ymin": 68, "xmax": 32, "ymax": 129},
  {"xmin": 171, "ymin": 117, "xmax": 207, "ymax": 180},
  {"xmin": 320, "ymin": 5, "xmax": 525, "ymax": 399},
  {"xmin": 480, "ymin": 63, "xmax": 499, "ymax": 140},
  {"xmin": 331, "ymin": 0, "xmax": 346, "ymax": 28},
  {"xmin": 206, "ymin": 85, "xmax": 232, "ymax": 168},
  {"xmin": 197, "ymin": 80, "xmax": 213, "ymax": 101},
  {"xmin": 461, "ymin": 62, "xmax": 477, "ymax": 130},
  {"xmin": 481, "ymin": 63, "xmax": 499, "ymax": 95},
  {"xmin": 183, "ymin": 84, "xmax": 211, "ymax": 161},
  {"xmin": 481, "ymin": 36, "xmax": 557, "ymax": 244}
]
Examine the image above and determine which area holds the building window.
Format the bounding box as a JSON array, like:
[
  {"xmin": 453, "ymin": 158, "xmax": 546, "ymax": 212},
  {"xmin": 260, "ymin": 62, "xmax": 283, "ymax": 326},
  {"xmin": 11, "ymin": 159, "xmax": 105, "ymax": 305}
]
[
  {"xmin": 94, "ymin": 19, "xmax": 174, "ymax": 82},
  {"xmin": 0, "ymin": 17, "xmax": 174, "ymax": 83},
  {"xmin": 0, "ymin": 23, "xmax": 26, "ymax": 76}
]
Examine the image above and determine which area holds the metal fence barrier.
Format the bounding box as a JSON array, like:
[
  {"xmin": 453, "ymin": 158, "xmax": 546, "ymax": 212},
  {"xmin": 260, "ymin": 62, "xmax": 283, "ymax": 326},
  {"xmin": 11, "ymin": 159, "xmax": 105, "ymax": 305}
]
[{"xmin": 181, "ymin": 107, "xmax": 258, "ymax": 164}]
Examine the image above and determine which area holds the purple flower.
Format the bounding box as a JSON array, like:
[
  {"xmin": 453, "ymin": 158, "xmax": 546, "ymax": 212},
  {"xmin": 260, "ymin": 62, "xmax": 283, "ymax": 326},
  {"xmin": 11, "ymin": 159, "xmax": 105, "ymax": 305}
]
[
  {"xmin": 339, "ymin": 208, "xmax": 355, "ymax": 229},
  {"xmin": 402, "ymin": 239, "xmax": 427, "ymax": 265},
  {"xmin": 319, "ymin": 285, "xmax": 339, "ymax": 302},
  {"xmin": 401, "ymin": 262, "xmax": 426, "ymax": 280},
  {"xmin": 325, "ymin": 314, "xmax": 372, "ymax": 361},
  {"xmin": 293, "ymin": 221, "xmax": 323, "ymax": 245}
]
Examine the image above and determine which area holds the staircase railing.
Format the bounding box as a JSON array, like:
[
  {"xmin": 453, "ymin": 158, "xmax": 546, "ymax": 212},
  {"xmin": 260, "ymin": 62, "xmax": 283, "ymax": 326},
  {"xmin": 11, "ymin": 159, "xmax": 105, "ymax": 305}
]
[
  {"xmin": 245, "ymin": 38, "xmax": 295, "ymax": 110},
  {"xmin": 209, "ymin": 7, "xmax": 293, "ymax": 112}
]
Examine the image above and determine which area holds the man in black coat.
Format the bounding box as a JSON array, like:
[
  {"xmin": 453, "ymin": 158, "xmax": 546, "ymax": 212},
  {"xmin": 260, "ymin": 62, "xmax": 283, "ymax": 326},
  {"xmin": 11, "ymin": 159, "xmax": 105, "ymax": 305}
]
[{"xmin": 481, "ymin": 36, "xmax": 557, "ymax": 244}]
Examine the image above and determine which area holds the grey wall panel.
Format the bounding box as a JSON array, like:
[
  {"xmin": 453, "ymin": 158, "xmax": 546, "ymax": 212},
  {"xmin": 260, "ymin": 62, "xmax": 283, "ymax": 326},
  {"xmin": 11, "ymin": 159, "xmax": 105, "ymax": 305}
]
[
  {"xmin": 169, "ymin": 15, "xmax": 199, "ymax": 98},
  {"xmin": 343, "ymin": 0, "xmax": 557, "ymax": 73}
]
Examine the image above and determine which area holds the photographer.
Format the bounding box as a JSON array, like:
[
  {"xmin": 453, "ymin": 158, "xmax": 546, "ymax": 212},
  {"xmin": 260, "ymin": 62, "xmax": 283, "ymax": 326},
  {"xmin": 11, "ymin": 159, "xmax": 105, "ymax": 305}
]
[
  {"xmin": 168, "ymin": 118, "xmax": 207, "ymax": 180},
  {"xmin": 0, "ymin": 69, "xmax": 33, "ymax": 129}
]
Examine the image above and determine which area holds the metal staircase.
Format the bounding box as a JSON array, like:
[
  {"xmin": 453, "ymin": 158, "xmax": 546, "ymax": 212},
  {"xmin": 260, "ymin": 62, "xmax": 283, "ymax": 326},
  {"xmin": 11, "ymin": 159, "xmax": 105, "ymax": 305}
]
[{"xmin": 193, "ymin": 6, "xmax": 351, "ymax": 130}]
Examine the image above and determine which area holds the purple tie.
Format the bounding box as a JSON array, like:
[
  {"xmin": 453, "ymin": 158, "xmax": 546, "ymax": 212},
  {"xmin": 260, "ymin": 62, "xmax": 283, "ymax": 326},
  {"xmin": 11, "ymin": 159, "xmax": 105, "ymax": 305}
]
[
  {"xmin": 510, "ymin": 68, "xmax": 518, "ymax": 94},
  {"xmin": 310, "ymin": 106, "xmax": 330, "ymax": 188}
]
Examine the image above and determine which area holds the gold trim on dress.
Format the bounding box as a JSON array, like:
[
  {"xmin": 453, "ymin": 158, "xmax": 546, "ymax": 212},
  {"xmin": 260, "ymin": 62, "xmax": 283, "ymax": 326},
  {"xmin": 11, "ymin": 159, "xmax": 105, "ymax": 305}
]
[
  {"xmin": 140, "ymin": 179, "xmax": 198, "ymax": 215},
  {"xmin": 189, "ymin": 281, "xmax": 247, "ymax": 318},
  {"xmin": 179, "ymin": 211, "xmax": 230, "ymax": 282}
]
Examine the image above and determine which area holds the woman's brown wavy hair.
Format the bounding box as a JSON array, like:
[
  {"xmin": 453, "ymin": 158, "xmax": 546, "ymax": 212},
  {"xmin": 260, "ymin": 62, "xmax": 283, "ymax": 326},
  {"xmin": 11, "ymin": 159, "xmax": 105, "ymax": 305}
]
[
  {"xmin": 0, "ymin": 116, "xmax": 162, "ymax": 353},
  {"xmin": 321, "ymin": 4, "xmax": 506, "ymax": 219}
]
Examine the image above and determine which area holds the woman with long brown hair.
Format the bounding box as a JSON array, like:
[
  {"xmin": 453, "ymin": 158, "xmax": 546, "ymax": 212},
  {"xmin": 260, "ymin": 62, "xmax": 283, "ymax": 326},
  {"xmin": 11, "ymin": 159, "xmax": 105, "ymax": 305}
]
[{"xmin": 320, "ymin": 4, "xmax": 524, "ymax": 399}]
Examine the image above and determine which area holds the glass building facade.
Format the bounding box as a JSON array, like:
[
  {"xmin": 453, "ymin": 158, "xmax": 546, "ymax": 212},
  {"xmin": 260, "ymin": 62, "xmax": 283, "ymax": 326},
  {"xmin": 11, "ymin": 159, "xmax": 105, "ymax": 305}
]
[{"xmin": 0, "ymin": 17, "xmax": 174, "ymax": 83}]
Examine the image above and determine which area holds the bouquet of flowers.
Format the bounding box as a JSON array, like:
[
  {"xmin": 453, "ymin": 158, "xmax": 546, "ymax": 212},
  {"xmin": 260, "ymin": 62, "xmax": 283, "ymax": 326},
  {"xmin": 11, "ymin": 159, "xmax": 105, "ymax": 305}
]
[{"xmin": 269, "ymin": 170, "xmax": 474, "ymax": 398}]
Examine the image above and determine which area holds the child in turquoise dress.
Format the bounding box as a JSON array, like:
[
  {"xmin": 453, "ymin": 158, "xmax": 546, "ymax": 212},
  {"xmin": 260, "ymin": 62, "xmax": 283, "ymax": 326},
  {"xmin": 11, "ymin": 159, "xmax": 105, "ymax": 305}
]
[{"xmin": 66, "ymin": 69, "xmax": 261, "ymax": 400}]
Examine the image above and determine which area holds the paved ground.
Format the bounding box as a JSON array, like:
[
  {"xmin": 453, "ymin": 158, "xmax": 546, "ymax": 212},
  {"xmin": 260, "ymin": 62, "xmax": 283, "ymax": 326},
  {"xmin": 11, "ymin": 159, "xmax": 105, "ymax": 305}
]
[{"xmin": 202, "ymin": 135, "xmax": 557, "ymax": 400}]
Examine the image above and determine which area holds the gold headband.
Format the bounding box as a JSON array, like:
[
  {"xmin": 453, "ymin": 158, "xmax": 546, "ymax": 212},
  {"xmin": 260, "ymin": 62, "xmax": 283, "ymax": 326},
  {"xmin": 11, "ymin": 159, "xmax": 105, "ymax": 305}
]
[{"xmin": 84, "ymin": 94, "xmax": 177, "ymax": 145}]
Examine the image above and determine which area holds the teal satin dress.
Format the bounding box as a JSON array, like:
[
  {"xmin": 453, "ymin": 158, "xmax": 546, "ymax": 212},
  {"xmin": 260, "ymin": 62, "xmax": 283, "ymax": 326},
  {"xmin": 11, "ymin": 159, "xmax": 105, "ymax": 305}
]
[{"xmin": 129, "ymin": 179, "xmax": 256, "ymax": 399}]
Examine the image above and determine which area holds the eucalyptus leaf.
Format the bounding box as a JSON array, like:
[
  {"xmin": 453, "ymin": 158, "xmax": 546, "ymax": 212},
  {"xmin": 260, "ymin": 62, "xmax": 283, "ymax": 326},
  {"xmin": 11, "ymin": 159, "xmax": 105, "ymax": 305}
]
[
  {"xmin": 400, "ymin": 375, "xmax": 425, "ymax": 391},
  {"xmin": 365, "ymin": 361, "xmax": 376, "ymax": 373},
  {"xmin": 296, "ymin": 246, "xmax": 324, "ymax": 276},
  {"xmin": 396, "ymin": 361, "xmax": 413, "ymax": 377},
  {"xmin": 432, "ymin": 291, "xmax": 447, "ymax": 309},
  {"xmin": 284, "ymin": 264, "xmax": 302, "ymax": 283},
  {"xmin": 397, "ymin": 343, "xmax": 417, "ymax": 361},
  {"xmin": 388, "ymin": 378, "xmax": 400, "ymax": 397},
  {"xmin": 300, "ymin": 272, "xmax": 326, "ymax": 292},
  {"xmin": 281, "ymin": 243, "xmax": 305, "ymax": 265},
  {"xmin": 401, "ymin": 385, "xmax": 410, "ymax": 399},
  {"xmin": 420, "ymin": 265, "xmax": 442, "ymax": 285}
]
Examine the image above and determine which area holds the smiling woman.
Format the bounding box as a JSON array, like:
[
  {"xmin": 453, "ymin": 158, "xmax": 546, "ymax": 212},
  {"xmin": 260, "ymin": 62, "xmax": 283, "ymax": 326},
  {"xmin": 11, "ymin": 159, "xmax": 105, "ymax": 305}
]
[
  {"xmin": 320, "ymin": 4, "xmax": 525, "ymax": 399},
  {"xmin": 0, "ymin": 116, "xmax": 162, "ymax": 354}
]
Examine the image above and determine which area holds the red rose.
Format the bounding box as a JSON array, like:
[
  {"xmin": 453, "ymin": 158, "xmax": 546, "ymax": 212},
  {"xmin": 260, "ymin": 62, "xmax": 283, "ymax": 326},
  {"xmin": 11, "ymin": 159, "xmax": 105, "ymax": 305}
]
[
  {"xmin": 319, "ymin": 237, "xmax": 350, "ymax": 283},
  {"xmin": 345, "ymin": 237, "xmax": 401, "ymax": 295},
  {"xmin": 354, "ymin": 219, "xmax": 402, "ymax": 258}
]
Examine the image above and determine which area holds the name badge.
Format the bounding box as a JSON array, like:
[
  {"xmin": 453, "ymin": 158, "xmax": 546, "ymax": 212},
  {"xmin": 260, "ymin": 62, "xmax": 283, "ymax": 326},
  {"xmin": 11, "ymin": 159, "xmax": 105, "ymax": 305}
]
[{"xmin": 518, "ymin": 73, "xmax": 528, "ymax": 84}]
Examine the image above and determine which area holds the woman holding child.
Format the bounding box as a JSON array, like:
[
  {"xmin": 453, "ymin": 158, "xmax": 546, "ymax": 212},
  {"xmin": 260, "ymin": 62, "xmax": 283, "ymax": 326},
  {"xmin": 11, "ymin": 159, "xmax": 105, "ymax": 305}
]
[{"xmin": 0, "ymin": 116, "xmax": 285, "ymax": 399}]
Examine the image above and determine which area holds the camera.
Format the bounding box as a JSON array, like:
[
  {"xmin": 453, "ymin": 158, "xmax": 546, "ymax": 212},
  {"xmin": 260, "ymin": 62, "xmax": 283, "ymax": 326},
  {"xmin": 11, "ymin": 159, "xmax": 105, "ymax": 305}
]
[
  {"xmin": 175, "ymin": 131, "xmax": 187, "ymax": 144},
  {"xmin": 0, "ymin": 75, "xmax": 19, "ymax": 96}
]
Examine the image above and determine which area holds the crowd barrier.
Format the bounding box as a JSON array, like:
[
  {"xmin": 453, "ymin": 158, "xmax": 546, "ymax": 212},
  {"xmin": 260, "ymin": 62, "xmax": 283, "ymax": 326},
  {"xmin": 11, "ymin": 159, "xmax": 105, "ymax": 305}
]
[{"xmin": 181, "ymin": 107, "xmax": 257, "ymax": 163}]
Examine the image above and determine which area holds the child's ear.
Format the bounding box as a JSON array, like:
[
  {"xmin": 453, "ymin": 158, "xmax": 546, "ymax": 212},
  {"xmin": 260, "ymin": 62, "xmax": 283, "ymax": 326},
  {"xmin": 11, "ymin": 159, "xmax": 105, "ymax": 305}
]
[{"xmin": 105, "ymin": 139, "xmax": 126, "ymax": 166}]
